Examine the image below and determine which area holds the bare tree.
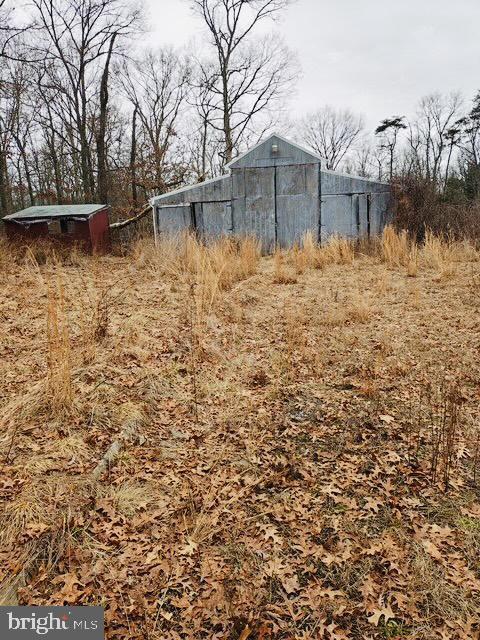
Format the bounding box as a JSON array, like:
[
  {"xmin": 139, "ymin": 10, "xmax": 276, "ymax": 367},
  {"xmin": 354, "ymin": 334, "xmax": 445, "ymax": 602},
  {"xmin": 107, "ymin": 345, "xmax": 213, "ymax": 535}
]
[
  {"xmin": 345, "ymin": 141, "xmax": 375, "ymax": 178},
  {"xmin": 455, "ymin": 91, "xmax": 480, "ymax": 197},
  {"xmin": 461, "ymin": 91, "xmax": 480, "ymax": 167},
  {"xmin": 96, "ymin": 32, "xmax": 117, "ymax": 204},
  {"xmin": 0, "ymin": 0, "xmax": 13, "ymax": 57},
  {"xmin": 0, "ymin": 0, "xmax": 23, "ymax": 59},
  {"xmin": 444, "ymin": 123, "xmax": 463, "ymax": 190},
  {"xmin": 31, "ymin": 0, "xmax": 141, "ymax": 202},
  {"xmin": 375, "ymin": 116, "xmax": 407, "ymax": 181},
  {"xmin": 191, "ymin": 0, "xmax": 297, "ymax": 165},
  {"xmin": 120, "ymin": 49, "xmax": 191, "ymax": 194},
  {"xmin": 300, "ymin": 107, "xmax": 364, "ymax": 171},
  {"xmin": 0, "ymin": 96, "xmax": 13, "ymax": 215},
  {"xmin": 0, "ymin": 55, "xmax": 23, "ymax": 214},
  {"xmin": 408, "ymin": 93, "xmax": 463, "ymax": 185},
  {"xmin": 188, "ymin": 60, "xmax": 223, "ymax": 181},
  {"xmin": 129, "ymin": 104, "xmax": 138, "ymax": 207}
]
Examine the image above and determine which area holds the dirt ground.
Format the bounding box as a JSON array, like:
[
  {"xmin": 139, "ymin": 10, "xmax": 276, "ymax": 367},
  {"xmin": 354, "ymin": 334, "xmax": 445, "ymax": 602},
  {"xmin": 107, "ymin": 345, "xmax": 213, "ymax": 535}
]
[{"xmin": 0, "ymin": 233, "xmax": 479, "ymax": 640}]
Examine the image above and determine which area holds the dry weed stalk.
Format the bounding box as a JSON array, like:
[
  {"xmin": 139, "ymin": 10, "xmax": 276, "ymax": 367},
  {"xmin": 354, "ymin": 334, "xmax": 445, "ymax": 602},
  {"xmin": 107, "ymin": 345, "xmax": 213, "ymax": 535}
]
[
  {"xmin": 92, "ymin": 402, "xmax": 145, "ymax": 480},
  {"xmin": 408, "ymin": 380, "xmax": 465, "ymax": 490},
  {"xmin": 406, "ymin": 245, "xmax": 419, "ymax": 277},
  {"xmin": 376, "ymin": 269, "xmax": 392, "ymax": 295},
  {"xmin": 187, "ymin": 282, "xmax": 200, "ymax": 424},
  {"xmin": 381, "ymin": 226, "xmax": 410, "ymax": 267},
  {"xmin": 422, "ymin": 230, "xmax": 457, "ymax": 280},
  {"xmin": 46, "ymin": 275, "xmax": 73, "ymax": 415},
  {"xmin": 292, "ymin": 244, "xmax": 307, "ymax": 275},
  {"xmin": 407, "ymin": 282, "xmax": 422, "ymax": 309},
  {"xmin": 284, "ymin": 307, "xmax": 307, "ymax": 356},
  {"xmin": 92, "ymin": 286, "xmax": 110, "ymax": 342},
  {"xmin": 302, "ymin": 231, "xmax": 317, "ymax": 268},
  {"xmin": 346, "ymin": 291, "xmax": 373, "ymax": 323},
  {"xmin": 273, "ymin": 248, "xmax": 297, "ymax": 284},
  {"xmin": 452, "ymin": 239, "xmax": 479, "ymax": 262},
  {"xmin": 323, "ymin": 235, "xmax": 355, "ymax": 265},
  {"xmin": 133, "ymin": 233, "xmax": 260, "ymax": 315},
  {"xmin": 473, "ymin": 429, "xmax": 480, "ymax": 486},
  {"xmin": 422, "ymin": 231, "xmax": 452, "ymax": 269}
]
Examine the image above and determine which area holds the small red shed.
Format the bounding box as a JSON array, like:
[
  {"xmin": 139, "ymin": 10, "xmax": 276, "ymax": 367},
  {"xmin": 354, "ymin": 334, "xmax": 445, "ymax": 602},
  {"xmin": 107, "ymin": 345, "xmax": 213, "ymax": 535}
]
[{"xmin": 2, "ymin": 204, "xmax": 111, "ymax": 254}]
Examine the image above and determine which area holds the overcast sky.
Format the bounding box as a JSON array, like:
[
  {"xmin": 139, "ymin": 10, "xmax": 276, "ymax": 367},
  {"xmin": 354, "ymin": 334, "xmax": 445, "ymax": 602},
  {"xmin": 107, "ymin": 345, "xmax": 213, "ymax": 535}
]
[{"xmin": 145, "ymin": 0, "xmax": 480, "ymax": 133}]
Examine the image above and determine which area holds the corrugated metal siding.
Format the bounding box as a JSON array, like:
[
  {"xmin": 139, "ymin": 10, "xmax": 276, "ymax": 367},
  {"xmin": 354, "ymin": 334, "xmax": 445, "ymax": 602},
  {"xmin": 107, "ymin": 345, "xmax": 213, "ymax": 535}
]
[
  {"xmin": 322, "ymin": 195, "xmax": 356, "ymax": 240},
  {"xmin": 228, "ymin": 134, "xmax": 321, "ymax": 169},
  {"xmin": 154, "ymin": 175, "xmax": 232, "ymax": 207},
  {"xmin": 370, "ymin": 191, "xmax": 391, "ymax": 235},
  {"xmin": 242, "ymin": 167, "xmax": 276, "ymax": 251},
  {"xmin": 156, "ymin": 205, "xmax": 192, "ymax": 235},
  {"xmin": 321, "ymin": 171, "xmax": 388, "ymax": 196},
  {"xmin": 276, "ymin": 164, "xmax": 320, "ymax": 247},
  {"xmin": 153, "ymin": 135, "xmax": 391, "ymax": 250},
  {"xmin": 195, "ymin": 201, "xmax": 233, "ymax": 239}
]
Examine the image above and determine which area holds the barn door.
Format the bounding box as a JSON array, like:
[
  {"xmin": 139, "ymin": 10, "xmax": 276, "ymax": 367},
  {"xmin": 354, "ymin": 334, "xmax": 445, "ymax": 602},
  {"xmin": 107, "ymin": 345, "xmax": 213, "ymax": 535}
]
[
  {"xmin": 275, "ymin": 164, "xmax": 320, "ymax": 248},
  {"xmin": 243, "ymin": 167, "xmax": 276, "ymax": 252},
  {"xmin": 321, "ymin": 194, "xmax": 357, "ymax": 240},
  {"xmin": 155, "ymin": 204, "xmax": 193, "ymax": 235},
  {"xmin": 193, "ymin": 201, "xmax": 233, "ymax": 241}
]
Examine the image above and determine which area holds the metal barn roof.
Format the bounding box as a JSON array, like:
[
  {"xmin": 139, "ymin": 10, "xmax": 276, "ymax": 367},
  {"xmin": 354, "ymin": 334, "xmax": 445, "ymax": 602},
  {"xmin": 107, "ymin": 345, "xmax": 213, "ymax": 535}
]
[{"xmin": 4, "ymin": 204, "xmax": 107, "ymax": 221}]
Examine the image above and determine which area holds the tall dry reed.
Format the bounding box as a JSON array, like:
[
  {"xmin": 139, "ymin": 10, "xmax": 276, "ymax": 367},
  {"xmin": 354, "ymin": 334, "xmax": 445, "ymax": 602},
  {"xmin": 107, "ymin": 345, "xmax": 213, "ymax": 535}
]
[{"xmin": 46, "ymin": 275, "xmax": 73, "ymax": 415}]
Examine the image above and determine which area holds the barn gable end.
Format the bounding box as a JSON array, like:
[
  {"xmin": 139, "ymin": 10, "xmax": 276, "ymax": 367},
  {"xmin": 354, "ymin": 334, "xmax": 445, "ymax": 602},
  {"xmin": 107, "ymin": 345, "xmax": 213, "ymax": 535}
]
[{"xmin": 227, "ymin": 134, "xmax": 321, "ymax": 169}]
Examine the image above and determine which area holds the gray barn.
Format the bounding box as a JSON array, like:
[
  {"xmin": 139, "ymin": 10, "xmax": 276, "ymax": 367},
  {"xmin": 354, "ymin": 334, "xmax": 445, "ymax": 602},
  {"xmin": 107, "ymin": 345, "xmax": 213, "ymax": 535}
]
[{"xmin": 151, "ymin": 134, "xmax": 391, "ymax": 251}]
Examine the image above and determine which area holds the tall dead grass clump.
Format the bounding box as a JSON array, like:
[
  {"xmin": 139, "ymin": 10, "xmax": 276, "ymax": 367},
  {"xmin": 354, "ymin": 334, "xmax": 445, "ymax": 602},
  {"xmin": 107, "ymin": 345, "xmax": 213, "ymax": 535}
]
[
  {"xmin": 323, "ymin": 235, "xmax": 355, "ymax": 265},
  {"xmin": 345, "ymin": 291, "xmax": 373, "ymax": 323},
  {"xmin": 451, "ymin": 239, "xmax": 480, "ymax": 262},
  {"xmin": 132, "ymin": 236, "xmax": 173, "ymax": 275},
  {"xmin": 273, "ymin": 248, "xmax": 297, "ymax": 284},
  {"xmin": 0, "ymin": 237, "xmax": 13, "ymax": 271},
  {"xmin": 302, "ymin": 231, "xmax": 318, "ymax": 268},
  {"xmin": 381, "ymin": 226, "xmax": 410, "ymax": 267},
  {"xmin": 133, "ymin": 233, "xmax": 260, "ymax": 309},
  {"xmin": 169, "ymin": 234, "xmax": 261, "ymax": 317},
  {"xmin": 426, "ymin": 383, "xmax": 463, "ymax": 489},
  {"xmin": 422, "ymin": 231, "xmax": 451, "ymax": 269},
  {"xmin": 292, "ymin": 244, "xmax": 307, "ymax": 275},
  {"xmin": 421, "ymin": 230, "xmax": 458, "ymax": 280},
  {"xmin": 202, "ymin": 237, "xmax": 260, "ymax": 306},
  {"xmin": 406, "ymin": 244, "xmax": 419, "ymax": 277},
  {"xmin": 46, "ymin": 275, "xmax": 73, "ymax": 415},
  {"xmin": 238, "ymin": 236, "xmax": 261, "ymax": 278}
]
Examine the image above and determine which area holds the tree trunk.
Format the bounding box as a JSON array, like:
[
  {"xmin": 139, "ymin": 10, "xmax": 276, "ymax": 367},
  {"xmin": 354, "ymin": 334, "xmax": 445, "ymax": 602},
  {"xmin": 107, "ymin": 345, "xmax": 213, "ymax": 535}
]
[
  {"xmin": 15, "ymin": 137, "xmax": 34, "ymax": 206},
  {"xmin": 444, "ymin": 142, "xmax": 454, "ymax": 192},
  {"xmin": 221, "ymin": 65, "xmax": 233, "ymax": 164},
  {"xmin": 0, "ymin": 151, "xmax": 8, "ymax": 216},
  {"xmin": 96, "ymin": 33, "xmax": 117, "ymax": 205},
  {"xmin": 15, "ymin": 159, "xmax": 25, "ymax": 209},
  {"xmin": 49, "ymin": 134, "xmax": 64, "ymax": 204},
  {"xmin": 78, "ymin": 75, "xmax": 92, "ymax": 201},
  {"xmin": 129, "ymin": 105, "xmax": 138, "ymax": 208},
  {"xmin": 0, "ymin": 145, "xmax": 12, "ymax": 216},
  {"xmin": 201, "ymin": 117, "xmax": 208, "ymax": 181}
]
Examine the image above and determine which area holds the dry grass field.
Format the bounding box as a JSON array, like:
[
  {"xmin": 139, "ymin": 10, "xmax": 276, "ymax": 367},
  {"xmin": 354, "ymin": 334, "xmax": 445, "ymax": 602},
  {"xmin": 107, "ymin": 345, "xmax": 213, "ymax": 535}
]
[{"xmin": 0, "ymin": 229, "xmax": 479, "ymax": 640}]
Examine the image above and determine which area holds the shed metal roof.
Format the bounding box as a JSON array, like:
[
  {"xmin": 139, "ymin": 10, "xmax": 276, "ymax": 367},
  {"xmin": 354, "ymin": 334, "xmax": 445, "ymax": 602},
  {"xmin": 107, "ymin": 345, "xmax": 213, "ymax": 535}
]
[{"xmin": 4, "ymin": 204, "xmax": 107, "ymax": 221}]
